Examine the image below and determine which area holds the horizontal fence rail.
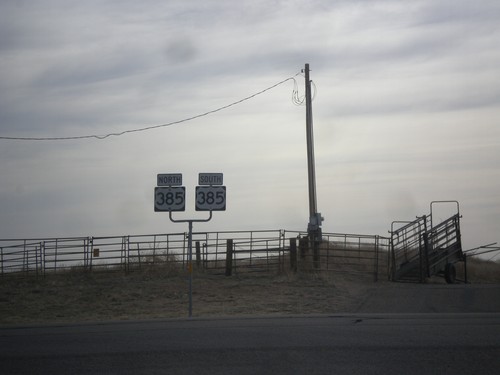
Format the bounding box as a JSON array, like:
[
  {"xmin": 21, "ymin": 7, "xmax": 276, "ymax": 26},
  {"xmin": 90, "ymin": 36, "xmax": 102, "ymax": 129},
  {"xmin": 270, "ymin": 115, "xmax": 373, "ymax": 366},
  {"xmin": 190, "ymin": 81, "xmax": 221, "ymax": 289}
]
[{"xmin": 1, "ymin": 230, "xmax": 390, "ymax": 280}]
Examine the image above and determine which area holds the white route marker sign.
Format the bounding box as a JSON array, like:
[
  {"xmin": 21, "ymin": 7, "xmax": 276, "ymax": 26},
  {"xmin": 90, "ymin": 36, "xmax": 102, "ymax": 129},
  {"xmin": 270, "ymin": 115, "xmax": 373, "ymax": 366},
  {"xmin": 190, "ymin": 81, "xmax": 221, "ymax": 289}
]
[
  {"xmin": 195, "ymin": 186, "xmax": 226, "ymax": 211},
  {"xmin": 154, "ymin": 186, "xmax": 186, "ymax": 212}
]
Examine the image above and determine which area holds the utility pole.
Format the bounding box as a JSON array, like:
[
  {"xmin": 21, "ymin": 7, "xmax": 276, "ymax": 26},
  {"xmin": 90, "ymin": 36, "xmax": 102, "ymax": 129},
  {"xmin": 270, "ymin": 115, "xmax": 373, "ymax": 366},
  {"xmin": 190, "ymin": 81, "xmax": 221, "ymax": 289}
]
[{"xmin": 304, "ymin": 63, "xmax": 323, "ymax": 266}]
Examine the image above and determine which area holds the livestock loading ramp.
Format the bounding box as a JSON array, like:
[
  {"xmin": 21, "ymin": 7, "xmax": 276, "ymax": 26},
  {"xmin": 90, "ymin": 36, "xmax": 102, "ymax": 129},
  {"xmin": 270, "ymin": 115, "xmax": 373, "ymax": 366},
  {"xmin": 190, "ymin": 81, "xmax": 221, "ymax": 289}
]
[{"xmin": 390, "ymin": 201, "xmax": 464, "ymax": 283}]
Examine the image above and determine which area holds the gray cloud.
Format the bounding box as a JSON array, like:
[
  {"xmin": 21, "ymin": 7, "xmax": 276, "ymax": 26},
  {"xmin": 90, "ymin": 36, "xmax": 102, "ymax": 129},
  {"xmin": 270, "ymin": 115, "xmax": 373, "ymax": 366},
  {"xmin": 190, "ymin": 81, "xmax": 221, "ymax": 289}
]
[
  {"xmin": 0, "ymin": 0, "xmax": 499, "ymax": 252},
  {"xmin": 165, "ymin": 37, "xmax": 198, "ymax": 64}
]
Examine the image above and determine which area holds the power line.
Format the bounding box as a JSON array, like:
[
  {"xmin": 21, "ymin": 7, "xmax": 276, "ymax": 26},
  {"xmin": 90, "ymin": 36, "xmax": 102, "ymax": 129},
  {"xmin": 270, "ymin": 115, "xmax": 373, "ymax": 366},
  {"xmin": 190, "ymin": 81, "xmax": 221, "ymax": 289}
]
[
  {"xmin": 0, "ymin": 73, "xmax": 301, "ymax": 141},
  {"xmin": 292, "ymin": 74, "xmax": 317, "ymax": 106}
]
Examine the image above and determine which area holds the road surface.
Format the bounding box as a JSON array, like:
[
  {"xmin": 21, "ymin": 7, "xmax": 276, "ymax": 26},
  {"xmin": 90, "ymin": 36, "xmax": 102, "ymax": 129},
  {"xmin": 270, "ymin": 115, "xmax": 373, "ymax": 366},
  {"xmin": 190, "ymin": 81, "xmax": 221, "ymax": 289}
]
[{"xmin": 1, "ymin": 313, "xmax": 499, "ymax": 374}]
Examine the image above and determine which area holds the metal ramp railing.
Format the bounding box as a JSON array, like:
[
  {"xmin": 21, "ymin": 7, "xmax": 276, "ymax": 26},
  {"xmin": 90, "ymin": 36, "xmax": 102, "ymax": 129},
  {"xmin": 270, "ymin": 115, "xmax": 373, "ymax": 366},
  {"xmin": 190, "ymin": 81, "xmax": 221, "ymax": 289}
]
[
  {"xmin": 390, "ymin": 215, "xmax": 430, "ymax": 282},
  {"xmin": 426, "ymin": 213, "xmax": 463, "ymax": 282},
  {"xmin": 390, "ymin": 201, "xmax": 464, "ymax": 283}
]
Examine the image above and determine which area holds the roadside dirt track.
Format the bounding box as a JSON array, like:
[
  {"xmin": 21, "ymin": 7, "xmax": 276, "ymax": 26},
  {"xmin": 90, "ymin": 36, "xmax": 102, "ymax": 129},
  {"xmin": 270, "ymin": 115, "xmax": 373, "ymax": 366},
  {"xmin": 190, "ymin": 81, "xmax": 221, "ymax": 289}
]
[{"xmin": 356, "ymin": 282, "xmax": 500, "ymax": 313}]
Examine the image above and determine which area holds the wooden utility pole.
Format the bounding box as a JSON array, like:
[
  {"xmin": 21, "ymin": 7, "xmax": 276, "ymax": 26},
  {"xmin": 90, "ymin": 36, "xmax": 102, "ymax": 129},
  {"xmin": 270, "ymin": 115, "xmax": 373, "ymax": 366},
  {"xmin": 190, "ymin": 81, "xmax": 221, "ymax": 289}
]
[
  {"xmin": 305, "ymin": 64, "xmax": 317, "ymax": 222},
  {"xmin": 304, "ymin": 63, "xmax": 323, "ymax": 267}
]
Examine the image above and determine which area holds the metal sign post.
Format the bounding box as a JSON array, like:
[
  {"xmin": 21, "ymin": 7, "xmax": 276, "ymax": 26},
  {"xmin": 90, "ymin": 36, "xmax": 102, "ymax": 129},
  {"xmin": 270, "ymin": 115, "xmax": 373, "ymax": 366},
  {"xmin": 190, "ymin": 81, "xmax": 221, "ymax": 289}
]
[
  {"xmin": 154, "ymin": 172, "xmax": 226, "ymax": 318},
  {"xmin": 169, "ymin": 211, "xmax": 212, "ymax": 318}
]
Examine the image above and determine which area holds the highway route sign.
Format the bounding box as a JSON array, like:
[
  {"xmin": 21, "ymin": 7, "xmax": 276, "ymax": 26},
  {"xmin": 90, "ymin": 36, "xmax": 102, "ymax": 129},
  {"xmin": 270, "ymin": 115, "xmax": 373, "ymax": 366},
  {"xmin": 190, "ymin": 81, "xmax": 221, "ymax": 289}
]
[
  {"xmin": 195, "ymin": 186, "xmax": 226, "ymax": 211},
  {"xmin": 154, "ymin": 186, "xmax": 186, "ymax": 212}
]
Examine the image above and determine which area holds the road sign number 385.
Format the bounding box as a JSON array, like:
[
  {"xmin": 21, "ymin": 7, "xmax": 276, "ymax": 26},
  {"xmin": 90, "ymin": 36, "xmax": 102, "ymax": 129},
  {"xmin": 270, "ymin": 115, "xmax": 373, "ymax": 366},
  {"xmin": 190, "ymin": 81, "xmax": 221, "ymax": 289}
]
[
  {"xmin": 196, "ymin": 186, "xmax": 226, "ymax": 211},
  {"xmin": 154, "ymin": 187, "xmax": 185, "ymax": 212}
]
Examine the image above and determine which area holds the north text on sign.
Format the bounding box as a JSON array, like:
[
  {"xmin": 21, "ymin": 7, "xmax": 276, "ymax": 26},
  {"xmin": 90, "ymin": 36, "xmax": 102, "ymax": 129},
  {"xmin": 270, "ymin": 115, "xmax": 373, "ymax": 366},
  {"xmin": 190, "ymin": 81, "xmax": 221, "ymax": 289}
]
[{"xmin": 157, "ymin": 174, "xmax": 182, "ymax": 186}]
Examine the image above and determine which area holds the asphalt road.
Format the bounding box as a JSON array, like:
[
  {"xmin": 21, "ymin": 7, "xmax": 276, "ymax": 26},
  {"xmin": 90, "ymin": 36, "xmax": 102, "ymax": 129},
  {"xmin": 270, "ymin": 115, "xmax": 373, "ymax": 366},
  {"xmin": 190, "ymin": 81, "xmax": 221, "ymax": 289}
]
[{"xmin": 1, "ymin": 313, "xmax": 499, "ymax": 375}]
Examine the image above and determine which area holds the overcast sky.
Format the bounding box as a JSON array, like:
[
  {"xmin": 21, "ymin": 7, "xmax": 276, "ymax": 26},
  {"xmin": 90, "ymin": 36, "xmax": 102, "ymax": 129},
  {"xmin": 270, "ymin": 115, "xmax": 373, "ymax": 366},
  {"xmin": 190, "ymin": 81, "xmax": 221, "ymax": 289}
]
[{"xmin": 1, "ymin": 0, "xmax": 499, "ymax": 252}]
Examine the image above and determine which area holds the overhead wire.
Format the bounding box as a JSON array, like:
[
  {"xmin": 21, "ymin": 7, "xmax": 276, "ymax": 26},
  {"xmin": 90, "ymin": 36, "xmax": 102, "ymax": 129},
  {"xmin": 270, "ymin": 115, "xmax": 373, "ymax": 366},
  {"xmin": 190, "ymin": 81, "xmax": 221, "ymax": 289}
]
[
  {"xmin": 292, "ymin": 73, "xmax": 316, "ymax": 106},
  {"xmin": 0, "ymin": 72, "xmax": 303, "ymax": 141},
  {"xmin": 292, "ymin": 74, "xmax": 305, "ymax": 105}
]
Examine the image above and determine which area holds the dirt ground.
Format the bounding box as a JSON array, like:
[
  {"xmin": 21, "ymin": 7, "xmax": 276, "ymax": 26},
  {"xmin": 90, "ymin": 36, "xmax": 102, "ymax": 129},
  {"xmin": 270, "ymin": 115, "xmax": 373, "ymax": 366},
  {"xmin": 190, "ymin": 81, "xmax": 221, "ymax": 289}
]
[
  {"xmin": 1, "ymin": 259, "xmax": 499, "ymax": 326},
  {"xmin": 0, "ymin": 267, "xmax": 376, "ymax": 325}
]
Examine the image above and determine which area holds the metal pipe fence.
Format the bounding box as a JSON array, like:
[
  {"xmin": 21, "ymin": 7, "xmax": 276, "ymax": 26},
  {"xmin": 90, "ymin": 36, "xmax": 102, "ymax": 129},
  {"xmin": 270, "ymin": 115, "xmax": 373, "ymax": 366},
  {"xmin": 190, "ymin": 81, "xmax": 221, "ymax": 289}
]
[
  {"xmin": 1, "ymin": 230, "xmax": 389, "ymax": 280},
  {"xmin": 0, "ymin": 230, "xmax": 286, "ymax": 276},
  {"xmin": 285, "ymin": 231, "xmax": 390, "ymax": 281}
]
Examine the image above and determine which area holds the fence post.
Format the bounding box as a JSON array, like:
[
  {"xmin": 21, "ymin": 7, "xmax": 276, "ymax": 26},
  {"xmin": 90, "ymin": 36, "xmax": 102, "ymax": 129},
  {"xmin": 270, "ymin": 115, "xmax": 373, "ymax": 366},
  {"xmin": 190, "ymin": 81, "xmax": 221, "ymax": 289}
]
[
  {"xmin": 464, "ymin": 253, "xmax": 468, "ymax": 284},
  {"xmin": 299, "ymin": 237, "xmax": 308, "ymax": 259},
  {"xmin": 290, "ymin": 238, "xmax": 297, "ymax": 273},
  {"xmin": 40, "ymin": 241, "xmax": 45, "ymax": 277},
  {"xmin": 136, "ymin": 243, "xmax": 141, "ymax": 269},
  {"xmin": 195, "ymin": 241, "xmax": 201, "ymax": 269},
  {"xmin": 374, "ymin": 236, "xmax": 379, "ymax": 282},
  {"xmin": 313, "ymin": 240, "xmax": 320, "ymax": 270},
  {"xmin": 85, "ymin": 237, "xmax": 90, "ymax": 272},
  {"xmin": 225, "ymin": 239, "xmax": 233, "ymax": 276},
  {"xmin": 35, "ymin": 244, "xmax": 39, "ymax": 277},
  {"xmin": 23, "ymin": 240, "xmax": 27, "ymax": 274}
]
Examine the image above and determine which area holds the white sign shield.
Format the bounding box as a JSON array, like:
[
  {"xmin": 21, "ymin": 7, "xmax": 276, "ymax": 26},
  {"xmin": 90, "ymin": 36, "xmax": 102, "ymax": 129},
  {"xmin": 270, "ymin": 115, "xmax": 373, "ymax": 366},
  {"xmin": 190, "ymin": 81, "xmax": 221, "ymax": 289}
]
[
  {"xmin": 195, "ymin": 186, "xmax": 226, "ymax": 211},
  {"xmin": 154, "ymin": 186, "xmax": 186, "ymax": 211}
]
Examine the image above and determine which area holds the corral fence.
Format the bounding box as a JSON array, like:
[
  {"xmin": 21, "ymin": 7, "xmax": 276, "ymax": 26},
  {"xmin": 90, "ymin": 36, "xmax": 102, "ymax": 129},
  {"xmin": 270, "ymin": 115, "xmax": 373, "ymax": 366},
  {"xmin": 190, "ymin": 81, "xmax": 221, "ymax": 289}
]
[
  {"xmin": 288, "ymin": 232, "xmax": 390, "ymax": 281},
  {"xmin": 389, "ymin": 201, "xmax": 465, "ymax": 283},
  {"xmin": 0, "ymin": 230, "xmax": 389, "ymax": 281}
]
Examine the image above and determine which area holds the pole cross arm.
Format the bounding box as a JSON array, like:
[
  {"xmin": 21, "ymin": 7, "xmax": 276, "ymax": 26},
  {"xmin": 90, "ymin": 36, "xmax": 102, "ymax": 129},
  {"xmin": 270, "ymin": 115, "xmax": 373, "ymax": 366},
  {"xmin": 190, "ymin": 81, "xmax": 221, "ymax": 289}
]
[{"xmin": 169, "ymin": 210, "xmax": 213, "ymax": 224}]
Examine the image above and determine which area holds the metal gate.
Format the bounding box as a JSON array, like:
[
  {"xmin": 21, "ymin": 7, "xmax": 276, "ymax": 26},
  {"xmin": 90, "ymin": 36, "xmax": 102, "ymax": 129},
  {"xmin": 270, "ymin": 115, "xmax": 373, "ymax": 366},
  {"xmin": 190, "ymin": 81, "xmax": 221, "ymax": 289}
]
[{"xmin": 390, "ymin": 201, "xmax": 464, "ymax": 283}]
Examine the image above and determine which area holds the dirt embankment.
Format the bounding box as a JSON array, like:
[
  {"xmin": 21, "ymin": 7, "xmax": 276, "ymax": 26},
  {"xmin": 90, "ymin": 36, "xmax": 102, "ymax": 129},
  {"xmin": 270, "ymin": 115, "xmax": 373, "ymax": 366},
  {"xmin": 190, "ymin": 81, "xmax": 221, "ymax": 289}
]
[
  {"xmin": 1, "ymin": 258, "xmax": 499, "ymax": 325},
  {"xmin": 0, "ymin": 268, "xmax": 373, "ymax": 325}
]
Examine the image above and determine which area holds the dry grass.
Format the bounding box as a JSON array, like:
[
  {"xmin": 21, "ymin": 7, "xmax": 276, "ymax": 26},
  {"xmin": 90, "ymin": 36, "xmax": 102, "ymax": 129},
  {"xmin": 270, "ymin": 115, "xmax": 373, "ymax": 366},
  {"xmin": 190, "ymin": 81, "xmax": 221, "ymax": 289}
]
[
  {"xmin": 0, "ymin": 262, "xmax": 372, "ymax": 325},
  {"xmin": 455, "ymin": 257, "xmax": 500, "ymax": 283},
  {"xmin": 1, "ymin": 255, "xmax": 498, "ymax": 326}
]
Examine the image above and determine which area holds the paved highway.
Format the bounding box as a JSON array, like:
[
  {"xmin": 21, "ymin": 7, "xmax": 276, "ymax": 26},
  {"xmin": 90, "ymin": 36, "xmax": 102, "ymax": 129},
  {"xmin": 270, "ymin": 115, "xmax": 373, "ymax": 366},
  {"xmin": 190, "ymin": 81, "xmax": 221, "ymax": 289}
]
[{"xmin": 1, "ymin": 313, "xmax": 499, "ymax": 374}]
